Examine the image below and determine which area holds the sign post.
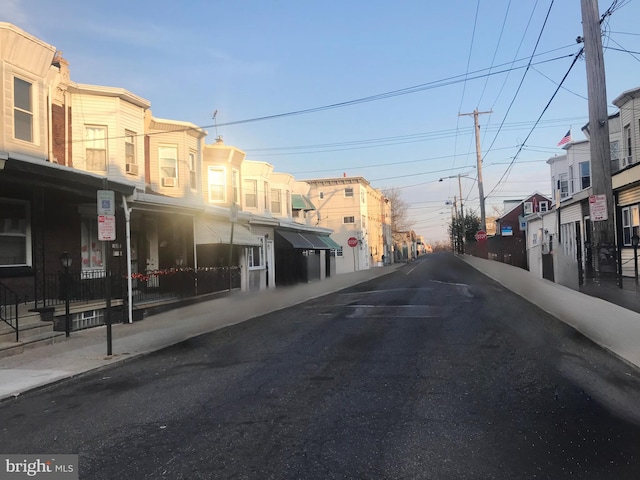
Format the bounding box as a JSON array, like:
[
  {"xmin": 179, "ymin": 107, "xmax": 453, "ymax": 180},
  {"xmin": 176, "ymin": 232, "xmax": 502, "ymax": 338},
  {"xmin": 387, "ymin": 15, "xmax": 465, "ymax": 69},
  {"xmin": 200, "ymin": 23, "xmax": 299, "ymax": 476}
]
[
  {"xmin": 98, "ymin": 188, "xmax": 115, "ymax": 356},
  {"xmin": 348, "ymin": 237, "xmax": 358, "ymax": 272}
]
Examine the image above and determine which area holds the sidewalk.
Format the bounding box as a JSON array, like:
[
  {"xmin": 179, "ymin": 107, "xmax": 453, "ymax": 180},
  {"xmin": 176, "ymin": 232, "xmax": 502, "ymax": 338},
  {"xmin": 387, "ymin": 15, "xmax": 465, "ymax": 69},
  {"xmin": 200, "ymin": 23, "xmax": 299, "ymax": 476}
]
[
  {"xmin": 3, "ymin": 255, "xmax": 640, "ymax": 403},
  {"xmin": 0, "ymin": 265, "xmax": 403, "ymax": 402},
  {"xmin": 461, "ymin": 255, "xmax": 640, "ymax": 371}
]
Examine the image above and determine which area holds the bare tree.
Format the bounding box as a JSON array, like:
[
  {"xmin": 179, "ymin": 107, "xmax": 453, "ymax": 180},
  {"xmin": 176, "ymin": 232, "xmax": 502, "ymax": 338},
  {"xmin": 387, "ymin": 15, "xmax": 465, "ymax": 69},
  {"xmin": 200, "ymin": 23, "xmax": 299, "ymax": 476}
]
[{"xmin": 383, "ymin": 187, "xmax": 414, "ymax": 234}]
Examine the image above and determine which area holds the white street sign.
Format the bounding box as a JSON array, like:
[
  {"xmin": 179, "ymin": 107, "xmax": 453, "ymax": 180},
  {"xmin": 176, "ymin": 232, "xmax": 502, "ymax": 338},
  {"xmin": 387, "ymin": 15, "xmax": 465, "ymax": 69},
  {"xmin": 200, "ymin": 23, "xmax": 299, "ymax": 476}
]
[
  {"xmin": 589, "ymin": 194, "xmax": 608, "ymax": 221},
  {"xmin": 98, "ymin": 215, "xmax": 116, "ymax": 241}
]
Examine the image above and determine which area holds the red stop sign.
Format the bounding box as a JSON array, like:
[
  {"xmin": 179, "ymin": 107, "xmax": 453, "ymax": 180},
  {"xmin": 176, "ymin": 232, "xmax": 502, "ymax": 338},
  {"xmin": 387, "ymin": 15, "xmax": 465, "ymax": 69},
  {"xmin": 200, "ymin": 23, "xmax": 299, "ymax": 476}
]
[
  {"xmin": 347, "ymin": 237, "xmax": 358, "ymax": 247},
  {"xmin": 475, "ymin": 230, "xmax": 487, "ymax": 242}
]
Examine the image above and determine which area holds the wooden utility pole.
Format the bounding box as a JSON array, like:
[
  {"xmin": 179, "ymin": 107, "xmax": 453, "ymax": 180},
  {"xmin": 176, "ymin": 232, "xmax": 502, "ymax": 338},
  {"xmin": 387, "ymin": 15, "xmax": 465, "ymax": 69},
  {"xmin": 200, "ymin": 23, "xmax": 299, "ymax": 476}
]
[
  {"xmin": 581, "ymin": 0, "xmax": 616, "ymax": 278},
  {"xmin": 459, "ymin": 109, "xmax": 492, "ymax": 232}
]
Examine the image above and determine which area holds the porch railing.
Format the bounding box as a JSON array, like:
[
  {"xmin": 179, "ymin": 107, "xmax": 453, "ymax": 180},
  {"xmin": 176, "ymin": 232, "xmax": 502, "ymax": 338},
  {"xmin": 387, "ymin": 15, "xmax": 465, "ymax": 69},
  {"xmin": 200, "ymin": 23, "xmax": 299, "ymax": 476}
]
[
  {"xmin": 36, "ymin": 267, "xmax": 241, "ymax": 313},
  {"xmin": 0, "ymin": 282, "xmax": 21, "ymax": 342}
]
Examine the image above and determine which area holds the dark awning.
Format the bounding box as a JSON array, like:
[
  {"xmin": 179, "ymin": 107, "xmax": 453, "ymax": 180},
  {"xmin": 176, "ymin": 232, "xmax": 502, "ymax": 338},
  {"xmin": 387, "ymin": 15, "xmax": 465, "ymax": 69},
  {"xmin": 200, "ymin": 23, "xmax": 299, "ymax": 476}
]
[
  {"xmin": 276, "ymin": 230, "xmax": 315, "ymax": 249},
  {"xmin": 298, "ymin": 233, "xmax": 331, "ymax": 249}
]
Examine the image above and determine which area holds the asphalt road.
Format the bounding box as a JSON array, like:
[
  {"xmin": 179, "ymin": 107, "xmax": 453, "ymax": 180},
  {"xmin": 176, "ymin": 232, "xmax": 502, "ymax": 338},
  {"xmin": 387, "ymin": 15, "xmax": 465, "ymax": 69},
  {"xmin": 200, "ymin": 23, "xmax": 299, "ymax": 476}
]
[{"xmin": 2, "ymin": 253, "xmax": 640, "ymax": 479}]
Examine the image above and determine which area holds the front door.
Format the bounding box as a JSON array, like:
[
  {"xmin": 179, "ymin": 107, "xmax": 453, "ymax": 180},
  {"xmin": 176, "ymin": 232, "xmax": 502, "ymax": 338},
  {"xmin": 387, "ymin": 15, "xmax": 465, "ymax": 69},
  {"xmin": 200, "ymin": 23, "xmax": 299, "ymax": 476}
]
[
  {"xmin": 145, "ymin": 218, "xmax": 159, "ymax": 288},
  {"xmin": 266, "ymin": 239, "xmax": 274, "ymax": 288}
]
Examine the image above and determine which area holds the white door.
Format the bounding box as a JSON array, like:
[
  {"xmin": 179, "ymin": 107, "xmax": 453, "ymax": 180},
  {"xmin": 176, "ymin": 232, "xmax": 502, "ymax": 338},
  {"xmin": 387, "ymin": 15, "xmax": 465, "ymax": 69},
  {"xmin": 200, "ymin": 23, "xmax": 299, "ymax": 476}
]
[{"xmin": 266, "ymin": 239, "xmax": 275, "ymax": 288}]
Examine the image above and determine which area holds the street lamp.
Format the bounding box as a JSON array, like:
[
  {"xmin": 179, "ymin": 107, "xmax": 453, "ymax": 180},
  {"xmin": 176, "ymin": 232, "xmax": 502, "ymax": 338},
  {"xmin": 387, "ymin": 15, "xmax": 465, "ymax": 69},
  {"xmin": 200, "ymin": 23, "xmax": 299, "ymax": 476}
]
[
  {"xmin": 440, "ymin": 173, "xmax": 470, "ymax": 254},
  {"xmin": 632, "ymin": 234, "xmax": 639, "ymax": 285},
  {"xmin": 59, "ymin": 252, "xmax": 72, "ymax": 337}
]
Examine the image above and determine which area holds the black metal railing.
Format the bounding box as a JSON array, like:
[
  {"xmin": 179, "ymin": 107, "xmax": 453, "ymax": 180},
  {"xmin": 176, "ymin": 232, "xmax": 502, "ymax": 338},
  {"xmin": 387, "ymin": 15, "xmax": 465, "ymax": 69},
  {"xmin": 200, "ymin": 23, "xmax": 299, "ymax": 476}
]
[
  {"xmin": 36, "ymin": 266, "xmax": 241, "ymax": 317},
  {"xmin": 130, "ymin": 267, "xmax": 241, "ymax": 305},
  {"xmin": 42, "ymin": 269, "xmax": 125, "ymax": 308},
  {"xmin": 0, "ymin": 282, "xmax": 21, "ymax": 342}
]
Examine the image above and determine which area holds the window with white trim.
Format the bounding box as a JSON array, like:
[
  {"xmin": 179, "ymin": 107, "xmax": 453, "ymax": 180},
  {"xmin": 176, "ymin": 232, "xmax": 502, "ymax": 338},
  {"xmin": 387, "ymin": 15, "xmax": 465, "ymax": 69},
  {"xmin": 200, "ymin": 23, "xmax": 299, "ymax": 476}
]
[
  {"xmin": 271, "ymin": 189, "xmax": 282, "ymax": 213},
  {"xmin": 125, "ymin": 130, "xmax": 136, "ymax": 166},
  {"xmin": 579, "ymin": 161, "xmax": 590, "ymax": 189},
  {"xmin": 524, "ymin": 202, "xmax": 533, "ymax": 214},
  {"xmin": 263, "ymin": 182, "xmax": 269, "ymax": 211},
  {"xmin": 0, "ymin": 199, "xmax": 31, "ymax": 267},
  {"xmin": 244, "ymin": 179, "xmax": 257, "ymax": 208},
  {"xmin": 159, "ymin": 145, "xmax": 178, "ymax": 186},
  {"xmin": 189, "ymin": 150, "xmax": 197, "ymax": 190},
  {"xmin": 343, "ymin": 216, "xmax": 355, "ymax": 224},
  {"xmin": 232, "ymin": 169, "xmax": 240, "ymax": 204},
  {"xmin": 14, "ymin": 77, "xmax": 33, "ymax": 142},
  {"xmin": 208, "ymin": 166, "xmax": 226, "ymax": 202},
  {"xmin": 539, "ymin": 201, "xmax": 549, "ymax": 212},
  {"xmin": 622, "ymin": 205, "xmax": 640, "ymax": 246},
  {"xmin": 559, "ymin": 174, "xmax": 569, "ymax": 198},
  {"xmin": 625, "ymin": 124, "xmax": 633, "ymax": 162},
  {"xmin": 248, "ymin": 237, "xmax": 265, "ymax": 268},
  {"xmin": 86, "ymin": 126, "xmax": 107, "ymax": 171},
  {"xmin": 81, "ymin": 216, "xmax": 104, "ymax": 271},
  {"xmin": 569, "ymin": 165, "xmax": 574, "ymax": 194}
]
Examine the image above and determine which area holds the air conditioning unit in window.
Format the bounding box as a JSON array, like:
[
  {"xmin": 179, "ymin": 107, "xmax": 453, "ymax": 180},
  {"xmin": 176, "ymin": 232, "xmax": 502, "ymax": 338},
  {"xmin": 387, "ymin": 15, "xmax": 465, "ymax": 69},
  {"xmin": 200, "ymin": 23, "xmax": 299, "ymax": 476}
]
[
  {"xmin": 162, "ymin": 177, "xmax": 176, "ymax": 187},
  {"xmin": 622, "ymin": 156, "xmax": 634, "ymax": 167},
  {"xmin": 125, "ymin": 163, "xmax": 138, "ymax": 175}
]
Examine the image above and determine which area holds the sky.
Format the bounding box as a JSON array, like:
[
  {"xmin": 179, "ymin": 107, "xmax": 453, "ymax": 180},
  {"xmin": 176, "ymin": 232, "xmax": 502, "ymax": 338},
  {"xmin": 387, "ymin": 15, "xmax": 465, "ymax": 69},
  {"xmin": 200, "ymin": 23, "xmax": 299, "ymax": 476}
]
[{"xmin": 4, "ymin": 0, "xmax": 640, "ymax": 243}]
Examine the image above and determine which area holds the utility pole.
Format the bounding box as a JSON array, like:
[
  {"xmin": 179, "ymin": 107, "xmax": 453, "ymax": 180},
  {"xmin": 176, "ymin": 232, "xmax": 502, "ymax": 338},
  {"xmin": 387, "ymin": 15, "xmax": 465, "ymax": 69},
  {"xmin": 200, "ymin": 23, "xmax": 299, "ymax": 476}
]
[
  {"xmin": 459, "ymin": 109, "xmax": 492, "ymax": 232},
  {"xmin": 458, "ymin": 173, "xmax": 465, "ymax": 254},
  {"xmin": 581, "ymin": 0, "xmax": 616, "ymax": 280}
]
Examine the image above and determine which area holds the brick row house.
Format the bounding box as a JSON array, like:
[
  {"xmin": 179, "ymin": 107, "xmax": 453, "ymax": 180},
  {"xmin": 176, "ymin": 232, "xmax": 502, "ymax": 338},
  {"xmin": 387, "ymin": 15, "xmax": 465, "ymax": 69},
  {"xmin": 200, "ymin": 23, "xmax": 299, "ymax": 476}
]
[{"xmin": 0, "ymin": 23, "xmax": 355, "ymax": 345}]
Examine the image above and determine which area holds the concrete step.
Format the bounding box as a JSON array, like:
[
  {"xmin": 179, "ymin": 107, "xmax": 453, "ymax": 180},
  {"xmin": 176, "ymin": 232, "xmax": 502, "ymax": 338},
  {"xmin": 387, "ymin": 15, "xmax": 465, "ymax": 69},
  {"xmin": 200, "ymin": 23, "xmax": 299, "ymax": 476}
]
[
  {"xmin": 0, "ymin": 330, "xmax": 66, "ymax": 359},
  {"xmin": 0, "ymin": 315, "xmax": 53, "ymax": 343}
]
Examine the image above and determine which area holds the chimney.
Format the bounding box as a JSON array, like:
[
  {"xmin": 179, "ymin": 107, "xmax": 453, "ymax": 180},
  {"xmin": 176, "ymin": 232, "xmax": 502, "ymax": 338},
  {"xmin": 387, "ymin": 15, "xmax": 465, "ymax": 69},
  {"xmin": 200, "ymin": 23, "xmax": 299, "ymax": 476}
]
[
  {"xmin": 343, "ymin": 172, "xmax": 346, "ymax": 177},
  {"xmin": 216, "ymin": 135, "xmax": 224, "ymax": 144}
]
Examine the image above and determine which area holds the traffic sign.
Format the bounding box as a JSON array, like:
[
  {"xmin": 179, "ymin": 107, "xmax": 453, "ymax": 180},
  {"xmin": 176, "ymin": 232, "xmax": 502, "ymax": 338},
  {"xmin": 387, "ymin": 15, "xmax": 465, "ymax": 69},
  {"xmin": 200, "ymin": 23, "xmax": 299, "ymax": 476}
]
[
  {"xmin": 347, "ymin": 237, "xmax": 358, "ymax": 247},
  {"xmin": 98, "ymin": 215, "xmax": 116, "ymax": 241},
  {"xmin": 97, "ymin": 190, "xmax": 115, "ymax": 215},
  {"xmin": 474, "ymin": 230, "xmax": 487, "ymax": 242},
  {"xmin": 589, "ymin": 194, "xmax": 608, "ymax": 221}
]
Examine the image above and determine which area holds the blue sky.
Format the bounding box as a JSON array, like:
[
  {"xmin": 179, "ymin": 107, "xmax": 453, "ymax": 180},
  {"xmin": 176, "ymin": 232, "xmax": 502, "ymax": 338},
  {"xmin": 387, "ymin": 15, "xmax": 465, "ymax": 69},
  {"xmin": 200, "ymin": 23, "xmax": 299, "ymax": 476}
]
[{"xmin": 5, "ymin": 0, "xmax": 640, "ymax": 242}]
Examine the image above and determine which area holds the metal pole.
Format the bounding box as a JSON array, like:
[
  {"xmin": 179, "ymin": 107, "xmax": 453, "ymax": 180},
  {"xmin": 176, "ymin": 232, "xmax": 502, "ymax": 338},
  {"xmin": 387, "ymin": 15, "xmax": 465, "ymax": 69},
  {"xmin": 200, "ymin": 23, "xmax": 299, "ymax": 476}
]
[
  {"xmin": 64, "ymin": 264, "xmax": 70, "ymax": 338},
  {"xmin": 634, "ymin": 244, "xmax": 638, "ymax": 285},
  {"xmin": 458, "ymin": 174, "xmax": 464, "ymax": 254}
]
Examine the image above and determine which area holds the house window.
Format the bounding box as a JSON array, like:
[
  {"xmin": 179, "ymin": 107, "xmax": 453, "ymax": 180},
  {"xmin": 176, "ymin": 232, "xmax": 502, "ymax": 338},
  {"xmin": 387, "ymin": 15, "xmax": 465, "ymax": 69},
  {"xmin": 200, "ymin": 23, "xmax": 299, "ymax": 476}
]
[
  {"xmin": 343, "ymin": 216, "xmax": 355, "ymax": 224},
  {"xmin": 579, "ymin": 161, "xmax": 591, "ymax": 189},
  {"xmin": 286, "ymin": 191, "xmax": 291, "ymax": 216},
  {"xmin": 244, "ymin": 179, "xmax": 257, "ymax": 208},
  {"xmin": 159, "ymin": 145, "xmax": 178, "ymax": 187},
  {"xmin": 625, "ymin": 124, "xmax": 633, "ymax": 162},
  {"xmin": 330, "ymin": 247, "xmax": 343, "ymax": 257},
  {"xmin": 319, "ymin": 192, "xmax": 324, "ymax": 199},
  {"xmin": 271, "ymin": 189, "xmax": 282, "ymax": 213},
  {"xmin": 86, "ymin": 126, "xmax": 107, "ymax": 171},
  {"xmin": 81, "ymin": 216, "xmax": 104, "ymax": 270},
  {"xmin": 345, "ymin": 187, "xmax": 354, "ymax": 197},
  {"xmin": 524, "ymin": 202, "xmax": 533, "ymax": 214},
  {"xmin": 622, "ymin": 206, "xmax": 640, "ymax": 246},
  {"xmin": 569, "ymin": 165, "xmax": 574, "ymax": 194},
  {"xmin": 232, "ymin": 169, "xmax": 240, "ymax": 204},
  {"xmin": 611, "ymin": 140, "xmax": 620, "ymax": 169},
  {"xmin": 189, "ymin": 151, "xmax": 197, "ymax": 190},
  {"xmin": 248, "ymin": 237, "xmax": 265, "ymax": 269},
  {"xmin": 558, "ymin": 174, "xmax": 569, "ymax": 198},
  {"xmin": 0, "ymin": 200, "xmax": 30, "ymax": 266},
  {"xmin": 263, "ymin": 182, "xmax": 269, "ymax": 211},
  {"xmin": 125, "ymin": 130, "xmax": 136, "ymax": 166},
  {"xmin": 539, "ymin": 201, "xmax": 549, "ymax": 212},
  {"xmin": 208, "ymin": 166, "xmax": 226, "ymax": 202},
  {"xmin": 14, "ymin": 77, "xmax": 33, "ymax": 142}
]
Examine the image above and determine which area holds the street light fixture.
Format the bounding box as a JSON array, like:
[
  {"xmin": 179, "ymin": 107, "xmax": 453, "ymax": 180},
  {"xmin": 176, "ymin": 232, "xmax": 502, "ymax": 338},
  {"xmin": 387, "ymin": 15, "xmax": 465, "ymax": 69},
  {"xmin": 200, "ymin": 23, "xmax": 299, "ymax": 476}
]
[
  {"xmin": 440, "ymin": 173, "xmax": 471, "ymax": 254},
  {"xmin": 59, "ymin": 252, "xmax": 72, "ymax": 337}
]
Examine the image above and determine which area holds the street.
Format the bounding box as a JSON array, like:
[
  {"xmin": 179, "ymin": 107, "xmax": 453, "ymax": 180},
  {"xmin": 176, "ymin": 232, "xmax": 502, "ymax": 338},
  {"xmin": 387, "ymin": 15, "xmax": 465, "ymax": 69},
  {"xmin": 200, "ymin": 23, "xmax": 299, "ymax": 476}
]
[{"xmin": 2, "ymin": 253, "xmax": 640, "ymax": 479}]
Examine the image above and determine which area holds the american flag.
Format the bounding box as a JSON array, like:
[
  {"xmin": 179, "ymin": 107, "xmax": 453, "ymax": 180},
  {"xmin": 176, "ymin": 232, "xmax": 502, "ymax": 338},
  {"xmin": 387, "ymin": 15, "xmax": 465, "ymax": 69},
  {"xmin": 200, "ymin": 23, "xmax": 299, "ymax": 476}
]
[{"xmin": 557, "ymin": 129, "xmax": 572, "ymax": 146}]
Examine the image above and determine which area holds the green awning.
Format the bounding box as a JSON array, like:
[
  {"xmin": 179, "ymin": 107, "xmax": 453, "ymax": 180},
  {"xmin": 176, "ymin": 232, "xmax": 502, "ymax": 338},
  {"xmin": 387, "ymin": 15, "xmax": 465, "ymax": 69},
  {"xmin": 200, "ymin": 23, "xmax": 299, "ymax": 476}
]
[
  {"xmin": 318, "ymin": 235, "xmax": 341, "ymax": 250},
  {"xmin": 291, "ymin": 193, "xmax": 316, "ymax": 211}
]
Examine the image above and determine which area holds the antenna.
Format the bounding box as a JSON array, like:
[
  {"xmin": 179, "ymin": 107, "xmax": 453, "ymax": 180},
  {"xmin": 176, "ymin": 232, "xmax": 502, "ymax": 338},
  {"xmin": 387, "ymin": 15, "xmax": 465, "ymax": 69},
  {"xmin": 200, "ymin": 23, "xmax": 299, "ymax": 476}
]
[{"xmin": 212, "ymin": 110, "xmax": 219, "ymax": 138}]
